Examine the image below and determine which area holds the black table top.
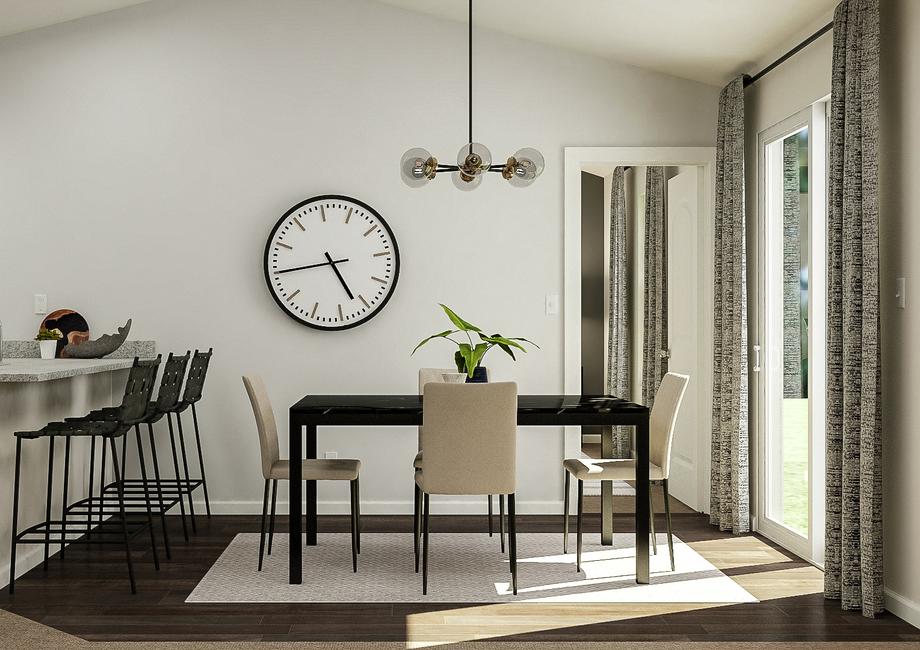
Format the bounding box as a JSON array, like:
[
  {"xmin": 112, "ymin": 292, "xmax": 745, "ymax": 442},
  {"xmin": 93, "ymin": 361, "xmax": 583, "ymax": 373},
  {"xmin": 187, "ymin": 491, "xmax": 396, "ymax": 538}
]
[{"xmin": 289, "ymin": 394, "xmax": 648, "ymax": 427}]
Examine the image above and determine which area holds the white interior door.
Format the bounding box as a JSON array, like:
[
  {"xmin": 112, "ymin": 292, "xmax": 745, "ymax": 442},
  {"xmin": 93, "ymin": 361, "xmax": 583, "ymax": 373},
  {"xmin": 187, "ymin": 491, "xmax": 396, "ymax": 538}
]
[{"xmin": 666, "ymin": 169, "xmax": 701, "ymax": 510}]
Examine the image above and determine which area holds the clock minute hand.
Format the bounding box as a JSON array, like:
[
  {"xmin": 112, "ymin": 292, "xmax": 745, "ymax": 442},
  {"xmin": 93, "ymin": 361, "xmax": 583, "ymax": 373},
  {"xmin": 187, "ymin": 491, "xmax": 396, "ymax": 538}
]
[
  {"xmin": 276, "ymin": 258, "xmax": 349, "ymax": 274},
  {"xmin": 324, "ymin": 251, "xmax": 355, "ymax": 301}
]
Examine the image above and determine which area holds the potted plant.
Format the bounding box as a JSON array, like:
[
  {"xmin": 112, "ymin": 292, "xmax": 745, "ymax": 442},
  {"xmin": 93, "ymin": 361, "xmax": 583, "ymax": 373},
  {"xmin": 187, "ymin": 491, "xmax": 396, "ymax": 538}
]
[
  {"xmin": 35, "ymin": 327, "xmax": 63, "ymax": 360},
  {"xmin": 412, "ymin": 304, "xmax": 538, "ymax": 382}
]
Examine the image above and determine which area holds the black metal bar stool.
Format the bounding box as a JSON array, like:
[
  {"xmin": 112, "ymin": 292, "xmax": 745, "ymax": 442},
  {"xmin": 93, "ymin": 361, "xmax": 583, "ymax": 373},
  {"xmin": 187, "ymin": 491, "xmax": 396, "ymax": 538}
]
[
  {"xmin": 74, "ymin": 352, "xmax": 193, "ymax": 548},
  {"xmin": 8, "ymin": 356, "xmax": 161, "ymax": 595},
  {"xmin": 171, "ymin": 348, "xmax": 213, "ymax": 526}
]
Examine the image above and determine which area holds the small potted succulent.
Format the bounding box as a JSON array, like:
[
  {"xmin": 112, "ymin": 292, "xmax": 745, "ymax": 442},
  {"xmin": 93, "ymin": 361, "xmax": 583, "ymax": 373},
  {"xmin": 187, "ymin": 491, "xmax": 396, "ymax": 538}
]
[
  {"xmin": 412, "ymin": 304, "xmax": 538, "ymax": 382},
  {"xmin": 35, "ymin": 327, "xmax": 63, "ymax": 360}
]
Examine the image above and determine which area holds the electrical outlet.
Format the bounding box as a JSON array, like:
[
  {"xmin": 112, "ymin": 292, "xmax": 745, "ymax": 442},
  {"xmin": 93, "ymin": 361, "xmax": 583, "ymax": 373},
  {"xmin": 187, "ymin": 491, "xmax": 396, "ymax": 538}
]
[
  {"xmin": 896, "ymin": 277, "xmax": 907, "ymax": 309},
  {"xmin": 33, "ymin": 294, "xmax": 47, "ymax": 315},
  {"xmin": 324, "ymin": 451, "xmax": 338, "ymax": 459},
  {"xmin": 545, "ymin": 294, "xmax": 559, "ymax": 315}
]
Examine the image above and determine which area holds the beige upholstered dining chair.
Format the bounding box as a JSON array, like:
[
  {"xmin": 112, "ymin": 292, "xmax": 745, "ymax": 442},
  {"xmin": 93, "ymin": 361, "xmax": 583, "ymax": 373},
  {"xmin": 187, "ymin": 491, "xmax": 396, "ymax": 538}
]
[
  {"xmin": 413, "ymin": 367, "xmax": 503, "ymax": 574},
  {"xmin": 562, "ymin": 372, "xmax": 689, "ymax": 573},
  {"xmin": 414, "ymin": 382, "xmax": 519, "ymax": 595},
  {"xmin": 242, "ymin": 375, "xmax": 362, "ymax": 572}
]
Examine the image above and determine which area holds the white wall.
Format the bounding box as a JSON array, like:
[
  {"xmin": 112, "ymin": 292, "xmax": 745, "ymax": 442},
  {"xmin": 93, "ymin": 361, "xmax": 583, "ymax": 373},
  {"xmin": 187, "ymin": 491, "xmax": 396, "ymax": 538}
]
[
  {"xmin": 0, "ymin": 0, "xmax": 718, "ymax": 515},
  {"xmin": 880, "ymin": 0, "xmax": 920, "ymax": 627}
]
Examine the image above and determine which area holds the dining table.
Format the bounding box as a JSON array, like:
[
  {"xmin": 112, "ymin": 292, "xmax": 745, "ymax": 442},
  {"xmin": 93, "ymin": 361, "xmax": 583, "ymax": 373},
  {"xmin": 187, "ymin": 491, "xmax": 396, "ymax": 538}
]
[{"xmin": 287, "ymin": 393, "xmax": 651, "ymax": 585}]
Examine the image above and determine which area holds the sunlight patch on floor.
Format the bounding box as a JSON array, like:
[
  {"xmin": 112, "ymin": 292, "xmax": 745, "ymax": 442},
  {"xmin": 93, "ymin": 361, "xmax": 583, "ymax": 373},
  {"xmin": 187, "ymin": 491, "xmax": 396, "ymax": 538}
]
[{"xmin": 404, "ymin": 534, "xmax": 825, "ymax": 648}]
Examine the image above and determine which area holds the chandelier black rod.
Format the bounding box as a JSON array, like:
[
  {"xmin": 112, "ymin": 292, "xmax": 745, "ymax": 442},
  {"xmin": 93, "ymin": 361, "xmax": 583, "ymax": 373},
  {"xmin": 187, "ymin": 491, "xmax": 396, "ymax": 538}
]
[{"xmin": 468, "ymin": 0, "xmax": 473, "ymax": 153}]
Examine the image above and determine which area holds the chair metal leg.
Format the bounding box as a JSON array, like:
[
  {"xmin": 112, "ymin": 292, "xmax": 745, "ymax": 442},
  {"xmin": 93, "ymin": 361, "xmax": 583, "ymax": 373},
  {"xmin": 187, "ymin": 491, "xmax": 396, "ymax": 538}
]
[
  {"xmin": 663, "ymin": 478, "xmax": 675, "ymax": 571},
  {"xmin": 508, "ymin": 493, "xmax": 517, "ymax": 595},
  {"xmin": 268, "ymin": 479, "xmax": 278, "ymax": 555},
  {"xmin": 422, "ymin": 493, "xmax": 430, "ymax": 595},
  {"xmin": 355, "ymin": 476, "xmax": 361, "ymax": 554},
  {"xmin": 175, "ymin": 412, "xmax": 197, "ymax": 532},
  {"xmin": 146, "ymin": 424, "xmax": 171, "ymax": 560},
  {"xmin": 86, "ymin": 436, "xmax": 96, "ymax": 540},
  {"xmin": 98, "ymin": 436, "xmax": 108, "ymax": 530},
  {"xmin": 563, "ymin": 470, "xmax": 570, "ymax": 553},
  {"xmin": 499, "ymin": 495, "xmax": 505, "ymax": 554},
  {"xmin": 191, "ymin": 404, "xmax": 212, "ymax": 518},
  {"xmin": 166, "ymin": 415, "xmax": 190, "ymax": 541},
  {"xmin": 576, "ymin": 479, "xmax": 583, "ymax": 573},
  {"xmin": 43, "ymin": 436, "xmax": 55, "ymax": 571},
  {"xmin": 60, "ymin": 436, "xmax": 71, "ymax": 558},
  {"xmin": 134, "ymin": 426, "xmax": 160, "ymax": 570},
  {"xmin": 350, "ymin": 480, "xmax": 358, "ymax": 573},
  {"xmin": 110, "ymin": 437, "xmax": 136, "ymax": 594},
  {"xmin": 9, "ymin": 437, "xmax": 22, "ymax": 594},
  {"xmin": 413, "ymin": 482, "xmax": 421, "ymax": 573},
  {"xmin": 258, "ymin": 479, "xmax": 269, "ymax": 571},
  {"xmin": 488, "ymin": 494, "xmax": 493, "ymax": 536},
  {"xmin": 649, "ymin": 481, "xmax": 657, "ymax": 555}
]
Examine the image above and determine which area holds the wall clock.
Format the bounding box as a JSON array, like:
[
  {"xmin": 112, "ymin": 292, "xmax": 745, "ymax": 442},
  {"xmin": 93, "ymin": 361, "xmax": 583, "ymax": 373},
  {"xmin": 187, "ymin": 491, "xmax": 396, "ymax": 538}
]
[{"xmin": 263, "ymin": 195, "xmax": 400, "ymax": 331}]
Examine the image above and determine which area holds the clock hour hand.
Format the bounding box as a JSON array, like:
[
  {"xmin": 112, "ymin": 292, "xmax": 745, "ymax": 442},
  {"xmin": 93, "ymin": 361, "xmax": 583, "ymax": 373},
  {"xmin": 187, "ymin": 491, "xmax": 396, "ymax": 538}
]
[
  {"xmin": 276, "ymin": 258, "xmax": 348, "ymax": 274},
  {"xmin": 324, "ymin": 251, "xmax": 354, "ymax": 301}
]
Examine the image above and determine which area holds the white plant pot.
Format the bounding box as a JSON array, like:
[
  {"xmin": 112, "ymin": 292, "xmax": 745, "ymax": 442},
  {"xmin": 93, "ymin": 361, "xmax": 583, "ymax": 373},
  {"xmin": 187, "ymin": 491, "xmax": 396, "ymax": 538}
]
[
  {"xmin": 441, "ymin": 372, "xmax": 467, "ymax": 384},
  {"xmin": 39, "ymin": 340, "xmax": 58, "ymax": 360}
]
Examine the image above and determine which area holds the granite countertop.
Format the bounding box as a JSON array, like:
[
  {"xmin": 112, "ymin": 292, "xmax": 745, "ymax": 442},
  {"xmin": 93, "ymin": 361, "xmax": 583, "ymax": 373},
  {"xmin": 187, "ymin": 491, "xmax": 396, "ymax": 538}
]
[{"xmin": 0, "ymin": 358, "xmax": 136, "ymax": 383}]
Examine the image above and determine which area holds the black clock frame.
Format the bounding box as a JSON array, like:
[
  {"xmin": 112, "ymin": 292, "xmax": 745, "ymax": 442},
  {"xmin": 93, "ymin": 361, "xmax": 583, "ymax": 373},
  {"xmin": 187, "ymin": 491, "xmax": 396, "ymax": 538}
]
[{"xmin": 263, "ymin": 194, "xmax": 400, "ymax": 332}]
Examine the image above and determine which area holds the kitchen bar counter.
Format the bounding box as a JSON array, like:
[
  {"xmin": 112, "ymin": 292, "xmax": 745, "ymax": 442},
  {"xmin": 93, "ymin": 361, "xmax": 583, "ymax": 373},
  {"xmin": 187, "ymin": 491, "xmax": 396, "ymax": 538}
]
[{"xmin": 0, "ymin": 358, "xmax": 136, "ymax": 383}]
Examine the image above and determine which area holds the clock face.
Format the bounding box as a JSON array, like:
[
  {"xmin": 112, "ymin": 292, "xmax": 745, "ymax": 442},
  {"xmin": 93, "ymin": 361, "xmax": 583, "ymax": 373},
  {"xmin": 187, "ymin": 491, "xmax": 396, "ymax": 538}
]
[{"xmin": 263, "ymin": 195, "xmax": 400, "ymax": 331}]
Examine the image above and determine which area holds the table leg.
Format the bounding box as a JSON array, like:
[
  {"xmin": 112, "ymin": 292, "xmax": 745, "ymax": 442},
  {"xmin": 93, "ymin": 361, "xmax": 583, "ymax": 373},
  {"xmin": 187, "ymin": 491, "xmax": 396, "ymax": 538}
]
[
  {"xmin": 601, "ymin": 425, "xmax": 614, "ymax": 545},
  {"xmin": 306, "ymin": 425, "xmax": 317, "ymax": 546},
  {"xmin": 289, "ymin": 413, "xmax": 302, "ymax": 585},
  {"xmin": 635, "ymin": 414, "xmax": 650, "ymax": 584}
]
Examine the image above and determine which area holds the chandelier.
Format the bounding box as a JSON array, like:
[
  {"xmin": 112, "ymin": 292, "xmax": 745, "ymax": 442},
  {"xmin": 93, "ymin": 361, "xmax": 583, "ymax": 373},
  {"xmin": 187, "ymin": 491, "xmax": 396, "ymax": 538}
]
[{"xmin": 399, "ymin": 0, "xmax": 544, "ymax": 190}]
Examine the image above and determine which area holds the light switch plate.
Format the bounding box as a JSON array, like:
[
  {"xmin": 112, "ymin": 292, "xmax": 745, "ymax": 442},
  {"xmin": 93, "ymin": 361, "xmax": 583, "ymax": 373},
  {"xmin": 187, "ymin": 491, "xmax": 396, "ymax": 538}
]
[
  {"xmin": 545, "ymin": 294, "xmax": 559, "ymax": 315},
  {"xmin": 896, "ymin": 277, "xmax": 907, "ymax": 309},
  {"xmin": 33, "ymin": 294, "xmax": 47, "ymax": 315},
  {"xmin": 324, "ymin": 451, "xmax": 338, "ymax": 459}
]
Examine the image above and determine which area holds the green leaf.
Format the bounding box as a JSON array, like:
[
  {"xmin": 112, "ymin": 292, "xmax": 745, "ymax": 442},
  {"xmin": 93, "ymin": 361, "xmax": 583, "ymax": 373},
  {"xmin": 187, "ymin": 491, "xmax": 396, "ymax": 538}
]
[
  {"xmin": 497, "ymin": 342, "xmax": 516, "ymax": 361},
  {"xmin": 467, "ymin": 343, "xmax": 490, "ymax": 377},
  {"xmin": 411, "ymin": 329, "xmax": 458, "ymax": 355},
  {"xmin": 439, "ymin": 304, "xmax": 481, "ymax": 332},
  {"xmin": 479, "ymin": 333, "xmax": 527, "ymax": 352},
  {"xmin": 454, "ymin": 349, "xmax": 465, "ymax": 373},
  {"xmin": 508, "ymin": 336, "xmax": 540, "ymax": 349}
]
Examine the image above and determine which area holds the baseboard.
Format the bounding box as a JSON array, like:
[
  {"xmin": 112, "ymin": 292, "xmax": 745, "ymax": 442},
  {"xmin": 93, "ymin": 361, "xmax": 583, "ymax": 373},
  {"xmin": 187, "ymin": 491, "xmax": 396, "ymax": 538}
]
[
  {"xmin": 886, "ymin": 586, "xmax": 920, "ymax": 629},
  {"xmin": 1, "ymin": 545, "xmax": 54, "ymax": 592},
  {"xmin": 194, "ymin": 499, "xmax": 564, "ymax": 516}
]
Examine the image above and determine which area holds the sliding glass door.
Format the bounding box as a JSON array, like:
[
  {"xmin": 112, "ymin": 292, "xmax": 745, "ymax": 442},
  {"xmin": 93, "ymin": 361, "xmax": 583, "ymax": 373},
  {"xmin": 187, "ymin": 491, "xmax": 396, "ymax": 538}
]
[{"xmin": 756, "ymin": 104, "xmax": 826, "ymax": 564}]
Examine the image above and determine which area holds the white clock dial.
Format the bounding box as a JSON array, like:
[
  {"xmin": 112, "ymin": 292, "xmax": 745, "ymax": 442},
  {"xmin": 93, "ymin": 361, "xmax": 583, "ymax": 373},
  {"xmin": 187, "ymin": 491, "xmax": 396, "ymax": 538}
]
[{"xmin": 263, "ymin": 195, "xmax": 399, "ymax": 330}]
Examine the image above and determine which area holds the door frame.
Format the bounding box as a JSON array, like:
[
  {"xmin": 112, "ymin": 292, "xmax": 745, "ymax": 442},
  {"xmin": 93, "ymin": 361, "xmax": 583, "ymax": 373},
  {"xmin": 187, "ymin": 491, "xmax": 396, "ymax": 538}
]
[
  {"xmin": 753, "ymin": 103, "xmax": 827, "ymax": 565},
  {"xmin": 563, "ymin": 146, "xmax": 716, "ymax": 513}
]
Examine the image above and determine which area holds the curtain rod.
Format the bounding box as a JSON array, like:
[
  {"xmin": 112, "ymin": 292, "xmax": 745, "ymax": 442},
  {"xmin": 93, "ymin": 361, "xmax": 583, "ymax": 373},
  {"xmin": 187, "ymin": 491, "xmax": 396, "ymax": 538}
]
[{"xmin": 743, "ymin": 21, "xmax": 833, "ymax": 88}]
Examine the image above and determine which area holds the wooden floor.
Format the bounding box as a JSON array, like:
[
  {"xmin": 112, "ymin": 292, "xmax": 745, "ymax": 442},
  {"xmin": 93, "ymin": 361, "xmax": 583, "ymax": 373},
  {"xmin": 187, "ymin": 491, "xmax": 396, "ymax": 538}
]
[{"xmin": 1, "ymin": 512, "xmax": 917, "ymax": 645}]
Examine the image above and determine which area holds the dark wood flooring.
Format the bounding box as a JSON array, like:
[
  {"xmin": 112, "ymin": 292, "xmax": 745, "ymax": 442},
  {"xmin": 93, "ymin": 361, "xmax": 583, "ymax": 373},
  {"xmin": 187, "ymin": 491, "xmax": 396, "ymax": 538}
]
[{"xmin": 1, "ymin": 513, "xmax": 917, "ymax": 643}]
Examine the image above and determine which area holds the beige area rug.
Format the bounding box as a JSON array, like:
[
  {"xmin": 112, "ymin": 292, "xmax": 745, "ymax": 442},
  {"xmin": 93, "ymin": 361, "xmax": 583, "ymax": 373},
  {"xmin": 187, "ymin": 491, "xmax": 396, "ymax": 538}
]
[
  {"xmin": 1, "ymin": 607, "xmax": 919, "ymax": 649},
  {"xmin": 187, "ymin": 533, "xmax": 755, "ymax": 604}
]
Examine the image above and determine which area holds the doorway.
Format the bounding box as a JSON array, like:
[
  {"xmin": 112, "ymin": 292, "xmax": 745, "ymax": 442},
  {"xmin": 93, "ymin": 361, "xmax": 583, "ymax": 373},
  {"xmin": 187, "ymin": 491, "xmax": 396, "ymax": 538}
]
[{"xmin": 756, "ymin": 104, "xmax": 827, "ymax": 565}]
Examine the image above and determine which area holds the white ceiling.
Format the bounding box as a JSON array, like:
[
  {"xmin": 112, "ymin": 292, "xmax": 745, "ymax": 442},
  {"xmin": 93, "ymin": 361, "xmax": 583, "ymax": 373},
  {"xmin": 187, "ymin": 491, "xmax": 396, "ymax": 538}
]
[
  {"xmin": 0, "ymin": 0, "xmax": 150, "ymax": 39},
  {"xmin": 375, "ymin": 0, "xmax": 839, "ymax": 86},
  {"xmin": 0, "ymin": 0, "xmax": 838, "ymax": 86}
]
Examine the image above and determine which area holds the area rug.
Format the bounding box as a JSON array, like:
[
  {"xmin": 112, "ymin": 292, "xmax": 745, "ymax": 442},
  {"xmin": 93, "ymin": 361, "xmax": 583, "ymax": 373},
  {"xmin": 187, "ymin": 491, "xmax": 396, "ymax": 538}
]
[{"xmin": 187, "ymin": 533, "xmax": 756, "ymax": 604}]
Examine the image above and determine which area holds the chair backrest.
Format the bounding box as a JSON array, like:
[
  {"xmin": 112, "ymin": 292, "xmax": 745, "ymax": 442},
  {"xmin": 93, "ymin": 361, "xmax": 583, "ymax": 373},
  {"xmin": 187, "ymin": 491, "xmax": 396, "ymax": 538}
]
[
  {"xmin": 156, "ymin": 351, "xmax": 190, "ymax": 412},
  {"xmin": 417, "ymin": 367, "xmax": 457, "ymax": 451},
  {"xmin": 118, "ymin": 356, "xmax": 162, "ymax": 424},
  {"xmin": 421, "ymin": 382, "xmax": 517, "ymax": 495},
  {"xmin": 182, "ymin": 348, "xmax": 213, "ymax": 404},
  {"xmin": 242, "ymin": 375, "xmax": 280, "ymax": 480},
  {"xmin": 649, "ymin": 372, "xmax": 690, "ymax": 478}
]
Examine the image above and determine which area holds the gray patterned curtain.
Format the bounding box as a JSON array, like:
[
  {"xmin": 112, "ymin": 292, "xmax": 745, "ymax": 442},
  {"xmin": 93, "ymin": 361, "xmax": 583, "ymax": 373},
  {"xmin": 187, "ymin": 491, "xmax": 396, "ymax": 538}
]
[
  {"xmin": 607, "ymin": 167, "xmax": 631, "ymax": 457},
  {"xmin": 710, "ymin": 76, "xmax": 749, "ymax": 534},
  {"xmin": 642, "ymin": 166, "xmax": 668, "ymax": 407},
  {"xmin": 825, "ymin": 0, "xmax": 882, "ymax": 618},
  {"xmin": 783, "ymin": 138, "xmax": 803, "ymax": 397}
]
